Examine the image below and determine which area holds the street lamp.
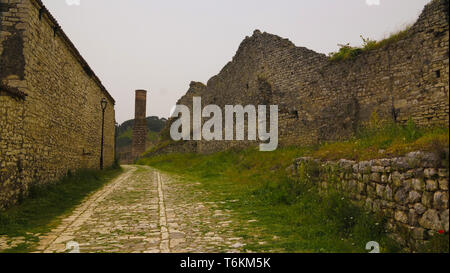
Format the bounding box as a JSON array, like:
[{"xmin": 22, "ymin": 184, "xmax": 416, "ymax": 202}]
[{"xmin": 100, "ymin": 98, "xmax": 108, "ymax": 170}]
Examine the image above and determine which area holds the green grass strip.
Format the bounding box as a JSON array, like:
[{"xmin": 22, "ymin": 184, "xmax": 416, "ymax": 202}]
[{"xmin": 0, "ymin": 167, "xmax": 123, "ymax": 238}]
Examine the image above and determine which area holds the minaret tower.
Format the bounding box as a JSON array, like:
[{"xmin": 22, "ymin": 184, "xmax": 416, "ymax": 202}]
[{"xmin": 132, "ymin": 90, "xmax": 148, "ymax": 160}]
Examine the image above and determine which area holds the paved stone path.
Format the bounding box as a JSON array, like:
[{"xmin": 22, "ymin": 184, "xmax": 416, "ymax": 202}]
[{"xmin": 29, "ymin": 165, "xmax": 247, "ymax": 253}]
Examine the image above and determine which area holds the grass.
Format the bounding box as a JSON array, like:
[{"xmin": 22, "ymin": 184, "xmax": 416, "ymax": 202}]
[
  {"xmin": 418, "ymin": 233, "xmax": 450, "ymax": 253},
  {"xmin": 139, "ymin": 149, "xmax": 401, "ymax": 252},
  {"xmin": 329, "ymin": 27, "xmax": 411, "ymax": 61},
  {"xmin": 138, "ymin": 119, "xmax": 448, "ymax": 253},
  {"xmin": 0, "ymin": 166, "xmax": 123, "ymax": 252},
  {"xmin": 312, "ymin": 119, "xmax": 449, "ymax": 163},
  {"xmin": 143, "ymin": 139, "xmax": 178, "ymax": 155},
  {"xmin": 138, "ymin": 148, "xmax": 396, "ymax": 253}
]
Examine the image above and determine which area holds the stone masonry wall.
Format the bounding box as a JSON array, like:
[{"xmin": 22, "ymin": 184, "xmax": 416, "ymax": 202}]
[
  {"xmin": 290, "ymin": 152, "xmax": 449, "ymax": 249},
  {"xmin": 0, "ymin": 0, "xmax": 116, "ymax": 209},
  {"xmin": 155, "ymin": 0, "xmax": 449, "ymax": 155}
]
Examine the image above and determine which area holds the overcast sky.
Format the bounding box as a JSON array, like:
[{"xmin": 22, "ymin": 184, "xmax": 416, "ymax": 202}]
[{"xmin": 42, "ymin": 0, "xmax": 431, "ymax": 124}]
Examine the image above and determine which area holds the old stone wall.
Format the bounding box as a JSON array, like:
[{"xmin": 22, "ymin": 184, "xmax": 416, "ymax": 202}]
[
  {"xmin": 156, "ymin": 0, "xmax": 449, "ymax": 155},
  {"xmin": 0, "ymin": 0, "xmax": 116, "ymax": 209},
  {"xmin": 118, "ymin": 145, "xmax": 133, "ymax": 165},
  {"xmin": 290, "ymin": 152, "xmax": 449, "ymax": 249}
]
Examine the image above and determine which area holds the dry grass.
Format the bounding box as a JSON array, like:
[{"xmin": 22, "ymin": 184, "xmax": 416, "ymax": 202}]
[
  {"xmin": 311, "ymin": 119, "xmax": 448, "ymax": 163},
  {"xmin": 329, "ymin": 27, "xmax": 411, "ymax": 61}
]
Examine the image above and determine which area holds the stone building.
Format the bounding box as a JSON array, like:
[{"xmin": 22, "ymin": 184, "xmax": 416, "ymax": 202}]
[
  {"xmin": 155, "ymin": 0, "xmax": 449, "ymax": 155},
  {"xmin": 0, "ymin": 0, "xmax": 116, "ymax": 209}
]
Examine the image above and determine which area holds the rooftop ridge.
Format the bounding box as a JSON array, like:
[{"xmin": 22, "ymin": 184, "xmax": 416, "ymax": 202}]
[{"xmin": 31, "ymin": 0, "xmax": 115, "ymax": 104}]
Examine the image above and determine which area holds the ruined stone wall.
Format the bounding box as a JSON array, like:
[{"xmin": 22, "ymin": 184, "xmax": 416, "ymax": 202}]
[
  {"xmin": 0, "ymin": 0, "xmax": 116, "ymax": 209},
  {"xmin": 118, "ymin": 145, "xmax": 133, "ymax": 165},
  {"xmin": 290, "ymin": 152, "xmax": 448, "ymax": 250},
  {"xmin": 156, "ymin": 0, "xmax": 449, "ymax": 155}
]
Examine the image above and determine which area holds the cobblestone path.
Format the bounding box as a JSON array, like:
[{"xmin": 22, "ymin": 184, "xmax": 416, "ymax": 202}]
[{"xmin": 31, "ymin": 165, "xmax": 247, "ymax": 253}]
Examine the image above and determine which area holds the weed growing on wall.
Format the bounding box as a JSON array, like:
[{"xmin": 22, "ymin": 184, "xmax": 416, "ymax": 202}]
[{"xmin": 329, "ymin": 27, "xmax": 411, "ymax": 61}]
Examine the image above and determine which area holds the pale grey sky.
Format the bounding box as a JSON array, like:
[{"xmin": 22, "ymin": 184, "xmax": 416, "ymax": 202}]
[{"xmin": 42, "ymin": 0, "xmax": 431, "ymax": 123}]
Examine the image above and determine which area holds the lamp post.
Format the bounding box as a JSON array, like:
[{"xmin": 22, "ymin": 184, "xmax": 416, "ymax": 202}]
[{"xmin": 100, "ymin": 98, "xmax": 108, "ymax": 170}]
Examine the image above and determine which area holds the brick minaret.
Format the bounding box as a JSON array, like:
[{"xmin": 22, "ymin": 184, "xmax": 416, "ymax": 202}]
[{"xmin": 132, "ymin": 90, "xmax": 148, "ymax": 160}]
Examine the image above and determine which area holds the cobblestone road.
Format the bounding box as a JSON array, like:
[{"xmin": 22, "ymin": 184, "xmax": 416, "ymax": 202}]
[{"xmin": 31, "ymin": 166, "xmax": 246, "ymax": 253}]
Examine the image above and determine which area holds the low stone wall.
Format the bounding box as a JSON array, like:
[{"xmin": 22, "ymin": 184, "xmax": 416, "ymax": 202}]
[
  {"xmin": 146, "ymin": 141, "xmax": 198, "ymax": 157},
  {"xmin": 289, "ymin": 151, "xmax": 449, "ymax": 249},
  {"xmin": 117, "ymin": 145, "xmax": 133, "ymax": 165}
]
